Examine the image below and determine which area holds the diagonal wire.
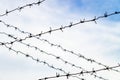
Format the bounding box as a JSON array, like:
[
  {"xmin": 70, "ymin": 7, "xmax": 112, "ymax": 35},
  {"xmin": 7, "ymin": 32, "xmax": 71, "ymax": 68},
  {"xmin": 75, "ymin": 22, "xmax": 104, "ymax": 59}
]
[
  {"xmin": 0, "ymin": 32, "xmax": 108, "ymax": 80},
  {"xmin": 0, "ymin": 41, "xmax": 84, "ymax": 80},
  {"xmin": 0, "ymin": 11, "xmax": 120, "ymax": 47},
  {"xmin": 0, "ymin": 0, "xmax": 46, "ymax": 17},
  {"xmin": 38, "ymin": 64, "xmax": 120, "ymax": 80},
  {"xmin": 0, "ymin": 11, "xmax": 119, "ymax": 38}
]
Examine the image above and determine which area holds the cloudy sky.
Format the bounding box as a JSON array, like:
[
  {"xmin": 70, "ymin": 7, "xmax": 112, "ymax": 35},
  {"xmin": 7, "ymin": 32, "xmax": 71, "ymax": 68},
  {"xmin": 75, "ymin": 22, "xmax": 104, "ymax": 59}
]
[{"xmin": 0, "ymin": 0, "xmax": 120, "ymax": 80}]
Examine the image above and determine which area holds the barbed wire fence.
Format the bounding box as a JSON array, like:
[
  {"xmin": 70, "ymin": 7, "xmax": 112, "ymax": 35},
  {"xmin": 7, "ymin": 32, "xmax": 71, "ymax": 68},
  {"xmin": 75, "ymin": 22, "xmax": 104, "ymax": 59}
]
[{"xmin": 0, "ymin": 0, "xmax": 120, "ymax": 80}]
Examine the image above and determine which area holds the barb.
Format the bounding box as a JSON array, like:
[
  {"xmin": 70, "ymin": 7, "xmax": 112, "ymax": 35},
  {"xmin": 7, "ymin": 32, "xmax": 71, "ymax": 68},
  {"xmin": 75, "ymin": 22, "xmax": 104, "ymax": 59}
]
[
  {"xmin": 0, "ymin": 0, "xmax": 46, "ymax": 17},
  {"xmin": 38, "ymin": 64, "xmax": 120, "ymax": 80},
  {"xmin": 0, "ymin": 19, "xmax": 120, "ymax": 74},
  {"xmin": 0, "ymin": 32, "xmax": 108, "ymax": 80},
  {"xmin": 0, "ymin": 41, "xmax": 84, "ymax": 80}
]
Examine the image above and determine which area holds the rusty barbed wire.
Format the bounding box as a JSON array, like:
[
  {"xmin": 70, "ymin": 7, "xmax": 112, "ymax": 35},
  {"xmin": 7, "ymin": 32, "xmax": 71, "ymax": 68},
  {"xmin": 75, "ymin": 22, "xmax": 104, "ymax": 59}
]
[
  {"xmin": 38, "ymin": 64, "xmax": 120, "ymax": 80},
  {"xmin": 0, "ymin": 41, "xmax": 84, "ymax": 80},
  {"xmin": 0, "ymin": 32, "xmax": 108, "ymax": 80},
  {"xmin": 0, "ymin": 18, "xmax": 120, "ymax": 74},
  {"xmin": 0, "ymin": 0, "xmax": 46, "ymax": 17}
]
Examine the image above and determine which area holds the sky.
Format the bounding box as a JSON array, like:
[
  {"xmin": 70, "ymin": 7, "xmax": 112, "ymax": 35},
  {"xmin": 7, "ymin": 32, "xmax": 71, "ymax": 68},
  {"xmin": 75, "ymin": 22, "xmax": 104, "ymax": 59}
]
[{"xmin": 0, "ymin": 0, "xmax": 120, "ymax": 80}]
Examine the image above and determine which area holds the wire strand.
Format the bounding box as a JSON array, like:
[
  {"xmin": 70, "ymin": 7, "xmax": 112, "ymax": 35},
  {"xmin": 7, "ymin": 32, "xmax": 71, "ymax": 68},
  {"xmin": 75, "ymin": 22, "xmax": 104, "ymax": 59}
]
[
  {"xmin": 0, "ymin": 0, "xmax": 46, "ymax": 17},
  {"xmin": 38, "ymin": 64, "xmax": 120, "ymax": 80},
  {"xmin": 0, "ymin": 11, "xmax": 120, "ymax": 46}
]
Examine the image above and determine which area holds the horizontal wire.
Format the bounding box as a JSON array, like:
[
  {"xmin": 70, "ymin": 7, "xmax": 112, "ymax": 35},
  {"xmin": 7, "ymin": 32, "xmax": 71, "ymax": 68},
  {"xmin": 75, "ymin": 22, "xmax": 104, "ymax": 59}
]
[
  {"xmin": 0, "ymin": 32, "xmax": 108, "ymax": 80},
  {"xmin": 0, "ymin": 0, "xmax": 46, "ymax": 17},
  {"xmin": 38, "ymin": 64, "xmax": 120, "ymax": 80},
  {"xmin": 0, "ymin": 41, "xmax": 83, "ymax": 80}
]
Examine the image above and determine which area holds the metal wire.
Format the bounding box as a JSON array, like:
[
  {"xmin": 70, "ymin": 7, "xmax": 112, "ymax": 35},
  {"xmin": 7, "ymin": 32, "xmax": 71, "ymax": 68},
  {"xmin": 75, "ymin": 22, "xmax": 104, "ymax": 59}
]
[
  {"xmin": 0, "ymin": 11, "xmax": 120, "ymax": 47},
  {"xmin": 0, "ymin": 41, "xmax": 84, "ymax": 80},
  {"xmin": 38, "ymin": 64, "xmax": 120, "ymax": 80},
  {"xmin": 0, "ymin": 0, "xmax": 46, "ymax": 17}
]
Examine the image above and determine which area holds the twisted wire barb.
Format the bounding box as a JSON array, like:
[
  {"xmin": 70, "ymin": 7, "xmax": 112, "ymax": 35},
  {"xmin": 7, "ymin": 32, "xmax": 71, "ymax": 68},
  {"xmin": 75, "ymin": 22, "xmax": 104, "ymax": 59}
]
[
  {"xmin": 0, "ymin": 0, "xmax": 46, "ymax": 17},
  {"xmin": 38, "ymin": 64, "xmax": 120, "ymax": 80},
  {"xmin": 0, "ymin": 32, "xmax": 108, "ymax": 80},
  {"xmin": 0, "ymin": 41, "xmax": 84, "ymax": 80}
]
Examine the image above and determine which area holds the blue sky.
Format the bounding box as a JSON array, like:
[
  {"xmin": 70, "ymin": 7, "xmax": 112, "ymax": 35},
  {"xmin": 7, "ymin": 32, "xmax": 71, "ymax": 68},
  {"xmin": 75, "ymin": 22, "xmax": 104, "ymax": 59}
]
[
  {"xmin": 56, "ymin": 0, "xmax": 120, "ymax": 21},
  {"xmin": 0, "ymin": 0, "xmax": 120, "ymax": 80}
]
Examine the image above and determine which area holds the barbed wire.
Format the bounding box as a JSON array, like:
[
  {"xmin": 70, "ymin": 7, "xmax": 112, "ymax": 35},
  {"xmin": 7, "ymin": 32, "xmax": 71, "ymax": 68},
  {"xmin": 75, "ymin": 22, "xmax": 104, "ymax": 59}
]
[
  {"xmin": 0, "ymin": 20, "xmax": 31, "ymax": 34},
  {"xmin": 0, "ymin": 0, "xmax": 46, "ymax": 17},
  {"xmin": 0, "ymin": 41, "xmax": 84, "ymax": 80},
  {"xmin": 0, "ymin": 11, "xmax": 120, "ymax": 48},
  {"xmin": 0, "ymin": 0, "xmax": 120, "ymax": 80},
  {"xmin": 0, "ymin": 19, "xmax": 120, "ymax": 74},
  {"xmin": 40, "ymin": 38, "xmax": 120, "ymax": 73},
  {"xmin": 0, "ymin": 11, "xmax": 120, "ymax": 80},
  {"xmin": 0, "ymin": 32, "xmax": 108, "ymax": 80},
  {"xmin": 38, "ymin": 64, "xmax": 120, "ymax": 80},
  {"xmin": 0, "ymin": 42, "xmax": 65, "ymax": 73}
]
